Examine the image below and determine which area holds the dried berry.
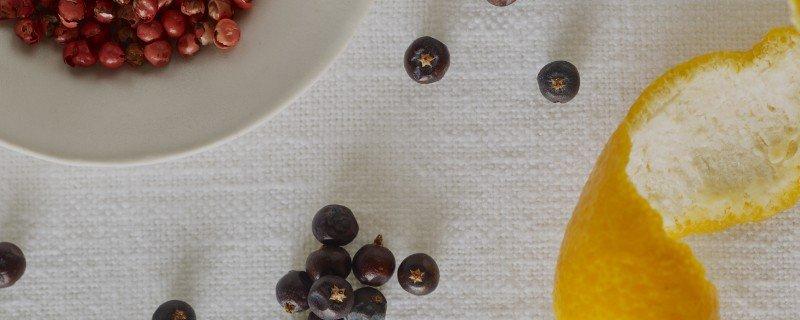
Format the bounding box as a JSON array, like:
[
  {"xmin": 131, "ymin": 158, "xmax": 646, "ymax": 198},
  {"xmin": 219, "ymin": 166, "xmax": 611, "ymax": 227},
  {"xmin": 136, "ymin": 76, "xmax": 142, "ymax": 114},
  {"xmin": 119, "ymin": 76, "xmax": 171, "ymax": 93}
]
[
  {"xmin": 40, "ymin": 14, "xmax": 59, "ymax": 37},
  {"xmin": 488, "ymin": 0, "xmax": 516, "ymax": 6},
  {"xmin": 0, "ymin": 0, "xmax": 33, "ymax": 19},
  {"xmin": 92, "ymin": 0, "xmax": 115, "ymax": 23},
  {"xmin": 308, "ymin": 275, "xmax": 353, "ymax": 320},
  {"xmin": 230, "ymin": 0, "xmax": 249, "ymax": 10},
  {"xmin": 206, "ymin": 0, "xmax": 231, "ymax": 21},
  {"xmin": 115, "ymin": 24, "xmax": 135, "ymax": 43},
  {"xmin": 136, "ymin": 20, "xmax": 163, "ymax": 42},
  {"xmin": 156, "ymin": 0, "xmax": 171, "ymax": 9},
  {"xmin": 57, "ymin": 0, "xmax": 85, "ymax": 28},
  {"xmin": 397, "ymin": 253, "xmax": 439, "ymax": 296},
  {"xmin": 312, "ymin": 204, "xmax": 359, "ymax": 246},
  {"xmin": 143, "ymin": 39, "xmax": 171, "ymax": 67},
  {"xmin": 14, "ymin": 17, "xmax": 44, "ymax": 45},
  {"xmin": 53, "ymin": 24, "xmax": 80, "ymax": 44},
  {"xmin": 80, "ymin": 19, "xmax": 109, "ymax": 45},
  {"xmin": 152, "ymin": 300, "xmax": 196, "ymax": 320},
  {"xmin": 179, "ymin": 0, "xmax": 204, "ymax": 17},
  {"xmin": 276, "ymin": 270, "xmax": 313, "ymax": 314},
  {"xmin": 213, "ymin": 17, "xmax": 239, "ymax": 50},
  {"xmin": 63, "ymin": 39, "xmax": 96, "ymax": 67},
  {"xmin": 306, "ymin": 245, "xmax": 351, "ymax": 281},
  {"xmin": 116, "ymin": 3, "xmax": 137, "ymax": 25},
  {"xmin": 98, "ymin": 42, "xmax": 125, "ymax": 69},
  {"xmin": 348, "ymin": 287, "xmax": 386, "ymax": 320},
  {"xmin": 404, "ymin": 36, "xmax": 450, "ymax": 84},
  {"xmin": 537, "ymin": 60, "xmax": 580, "ymax": 103},
  {"xmin": 194, "ymin": 20, "xmax": 213, "ymax": 45},
  {"xmin": 125, "ymin": 42, "xmax": 144, "ymax": 66},
  {"xmin": 352, "ymin": 235, "xmax": 395, "ymax": 287},
  {"xmin": 177, "ymin": 33, "xmax": 200, "ymax": 57},
  {"xmin": 0, "ymin": 242, "xmax": 26, "ymax": 288},
  {"xmin": 161, "ymin": 9, "xmax": 186, "ymax": 38},
  {"xmin": 132, "ymin": 0, "xmax": 156, "ymax": 22},
  {"xmin": 307, "ymin": 313, "xmax": 326, "ymax": 320}
]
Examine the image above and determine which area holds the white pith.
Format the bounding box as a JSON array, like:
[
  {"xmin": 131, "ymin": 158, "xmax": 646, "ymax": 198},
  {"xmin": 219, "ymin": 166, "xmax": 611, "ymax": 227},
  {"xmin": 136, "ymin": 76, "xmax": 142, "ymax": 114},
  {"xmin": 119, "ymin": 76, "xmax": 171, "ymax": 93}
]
[{"xmin": 627, "ymin": 37, "xmax": 800, "ymax": 233}]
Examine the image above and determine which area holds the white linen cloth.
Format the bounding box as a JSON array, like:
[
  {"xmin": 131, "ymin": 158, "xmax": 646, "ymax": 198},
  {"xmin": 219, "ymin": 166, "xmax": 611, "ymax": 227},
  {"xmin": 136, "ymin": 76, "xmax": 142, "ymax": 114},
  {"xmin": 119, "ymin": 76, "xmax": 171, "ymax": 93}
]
[{"xmin": 0, "ymin": 1, "xmax": 797, "ymax": 319}]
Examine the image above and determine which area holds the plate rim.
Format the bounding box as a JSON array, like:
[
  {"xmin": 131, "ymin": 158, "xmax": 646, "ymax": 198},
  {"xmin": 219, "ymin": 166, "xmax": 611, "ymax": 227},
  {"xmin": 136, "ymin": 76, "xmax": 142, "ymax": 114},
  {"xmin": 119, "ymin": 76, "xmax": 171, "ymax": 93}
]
[{"xmin": 0, "ymin": 0, "xmax": 373, "ymax": 167}]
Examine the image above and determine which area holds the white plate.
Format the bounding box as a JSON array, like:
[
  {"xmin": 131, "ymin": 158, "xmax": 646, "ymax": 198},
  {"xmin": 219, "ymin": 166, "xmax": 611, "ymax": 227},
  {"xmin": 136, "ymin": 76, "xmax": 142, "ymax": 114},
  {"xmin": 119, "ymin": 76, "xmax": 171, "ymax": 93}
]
[{"xmin": 0, "ymin": 0, "xmax": 372, "ymax": 166}]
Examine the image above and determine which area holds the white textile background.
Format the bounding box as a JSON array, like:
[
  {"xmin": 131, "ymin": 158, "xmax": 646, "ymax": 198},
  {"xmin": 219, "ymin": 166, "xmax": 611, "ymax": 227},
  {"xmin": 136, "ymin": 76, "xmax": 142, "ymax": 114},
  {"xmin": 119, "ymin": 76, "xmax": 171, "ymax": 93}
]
[{"xmin": 0, "ymin": 0, "xmax": 798, "ymax": 319}]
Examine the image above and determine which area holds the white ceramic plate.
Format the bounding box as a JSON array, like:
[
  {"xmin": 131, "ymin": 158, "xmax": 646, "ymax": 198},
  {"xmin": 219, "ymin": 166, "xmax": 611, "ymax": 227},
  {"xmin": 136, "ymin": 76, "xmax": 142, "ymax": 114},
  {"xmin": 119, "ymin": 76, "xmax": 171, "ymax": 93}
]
[{"xmin": 0, "ymin": 0, "xmax": 372, "ymax": 166}]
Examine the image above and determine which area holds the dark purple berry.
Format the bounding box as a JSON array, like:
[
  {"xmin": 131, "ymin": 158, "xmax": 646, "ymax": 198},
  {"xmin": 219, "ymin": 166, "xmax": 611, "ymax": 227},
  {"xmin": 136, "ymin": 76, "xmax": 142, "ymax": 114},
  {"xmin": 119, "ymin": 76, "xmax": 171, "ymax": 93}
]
[
  {"xmin": 306, "ymin": 245, "xmax": 351, "ymax": 280},
  {"xmin": 352, "ymin": 235, "xmax": 395, "ymax": 287},
  {"xmin": 309, "ymin": 313, "xmax": 342, "ymax": 320},
  {"xmin": 0, "ymin": 242, "xmax": 25, "ymax": 288},
  {"xmin": 312, "ymin": 204, "xmax": 359, "ymax": 246},
  {"xmin": 308, "ymin": 313, "xmax": 324, "ymax": 320},
  {"xmin": 276, "ymin": 271, "xmax": 313, "ymax": 314},
  {"xmin": 152, "ymin": 300, "xmax": 196, "ymax": 320},
  {"xmin": 308, "ymin": 275, "xmax": 353, "ymax": 320},
  {"xmin": 404, "ymin": 36, "xmax": 450, "ymax": 84},
  {"xmin": 348, "ymin": 287, "xmax": 387, "ymax": 320},
  {"xmin": 397, "ymin": 253, "xmax": 439, "ymax": 296},
  {"xmin": 488, "ymin": 0, "xmax": 516, "ymax": 6},
  {"xmin": 537, "ymin": 60, "xmax": 580, "ymax": 103}
]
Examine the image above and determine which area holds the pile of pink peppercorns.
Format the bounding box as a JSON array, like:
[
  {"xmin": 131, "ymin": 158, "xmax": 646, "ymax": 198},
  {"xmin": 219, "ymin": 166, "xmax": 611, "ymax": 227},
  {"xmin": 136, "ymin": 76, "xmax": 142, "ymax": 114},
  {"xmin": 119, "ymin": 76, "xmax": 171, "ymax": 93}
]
[{"xmin": 0, "ymin": 0, "xmax": 249, "ymax": 69}]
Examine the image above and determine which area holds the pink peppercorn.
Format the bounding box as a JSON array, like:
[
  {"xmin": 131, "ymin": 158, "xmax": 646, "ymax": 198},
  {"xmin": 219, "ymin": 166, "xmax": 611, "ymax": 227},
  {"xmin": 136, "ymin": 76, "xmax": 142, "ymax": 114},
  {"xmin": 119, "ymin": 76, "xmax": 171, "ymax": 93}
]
[
  {"xmin": 92, "ymin": 0, "xmax": 115, "ymax": 23},
  {"xmin": 207, "ymin": 0, "xmax": 231, "ymax": 21},
  {"xmin": 63, "ymin": 40, "xmax": 96, "ymax": 67},
  {"xmin": 177, "ymin": 32, "xmax": 199, "ymax": 57},
  {"xmin": 13, "ymin": 17, "xmax": 43, "ymax": 45},
  {"xmin": 98, "ymin": 42, "xmax": 126, "ymax": 69},
  {"xmin": 132, "ymin": 0, "xmax": 156, "ymax": 22},
  {"xmin": 136, "ymin": 20, "xmax": 163, "ymax": 42},
  {"xmin": 213, "ymin": 18, "xmax": 239, "ymax": 50},
  {"xmin": 57, "ymin": 0, "xmax": 85, "ymax": 28},
  {"xmin": 160, "ymin": 9, "xmax": 186, "ymax": 38},
  {"xmin": 143, "ymin": 39, "xmax": 171, "ymax": 67}
]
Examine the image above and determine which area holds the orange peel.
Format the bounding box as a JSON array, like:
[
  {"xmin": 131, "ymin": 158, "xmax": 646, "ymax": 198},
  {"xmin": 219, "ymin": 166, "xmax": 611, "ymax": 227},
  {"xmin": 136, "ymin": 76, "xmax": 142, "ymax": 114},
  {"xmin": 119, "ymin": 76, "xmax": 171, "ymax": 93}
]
[{"xmin": 554, "ymin": 4, "xmax": 800, "ymax": 319}]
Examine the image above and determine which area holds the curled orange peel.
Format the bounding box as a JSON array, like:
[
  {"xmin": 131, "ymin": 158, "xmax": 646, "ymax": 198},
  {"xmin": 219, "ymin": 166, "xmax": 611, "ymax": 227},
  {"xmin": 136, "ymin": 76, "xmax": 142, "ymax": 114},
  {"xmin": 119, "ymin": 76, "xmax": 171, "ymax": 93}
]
[{"xmin": 554, "ymin": 4, "xmax": 800, "ymax": 319}]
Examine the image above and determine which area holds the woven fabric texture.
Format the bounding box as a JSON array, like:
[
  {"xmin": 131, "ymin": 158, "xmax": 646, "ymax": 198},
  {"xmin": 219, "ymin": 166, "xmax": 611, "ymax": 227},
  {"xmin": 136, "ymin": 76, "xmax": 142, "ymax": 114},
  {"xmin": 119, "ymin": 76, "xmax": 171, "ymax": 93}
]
[{"xmin": 0, "ymin": 1, "xmax": 797, "ymax": 319}]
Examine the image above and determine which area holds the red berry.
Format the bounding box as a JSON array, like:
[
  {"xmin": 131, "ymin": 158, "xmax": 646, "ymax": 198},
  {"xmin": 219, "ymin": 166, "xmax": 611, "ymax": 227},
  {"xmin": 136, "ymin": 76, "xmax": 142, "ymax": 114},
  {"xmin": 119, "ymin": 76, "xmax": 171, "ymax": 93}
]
[
  {"xmin": 92, "ymin": 0, "xmax": 115, "ymax": 23},
  {"xmin": 143, "ymin": 40, "xmax": 171, "ymax": 67},
  {"xmin": 116, "ymin": 24, "xmax": 135, "ymax": 43},
  {"xmin": 0, "ymin": 0, "xmax": 33, "ymax": 19},
  {"xmin": 0, "ymin": 0, "xmax": 15, "ymax": 19},
  {"xmin": 40, "ymin": 0, "xmax": 59, "ymax": 10},
  {"xmin": 213, "ymin": 18, "xmax": 239, "ymax": 50},
  {"xmin": 160, "ymin": 9, "xmax": 186, "ymax": 38},
  {"xmin": 63, "ymin": 40, "xmax": 96, "ymax": 67},
  {"xmin": 17, "ymin": 0, "xmax": 33, "ymax": 16},
  {"xmin": 207, "ymin": 0, "xmax": 232, "ymax": 21},
  {"xmin": 231, "ymin": 0, "xmax": 250, "ymax": 10},
  {"xmin": 179, "ymin": 0, "xmax": 203, "ymax": 17},
  {"xmin": 116, "ymin": 3, "xmax": 137, "ymax": 25},
  {"xmin": 136, "ymin": 20, "xmax": 163, "ymax": 42},
  {"xmin": 98, "ymin": 42, "xmax": 125, "ymax": 69},
  {"xmin": 194, "ymin": 20, "xmax": 213, "ymax": 46},
  {"xmin": 57, "ymin": 0, "xmax": 85, "ymax": 28},
  {"xmin": 156, "ymin": 0, "xmax": 171, "ymax": 9},
  {"xmin": 132, "ymin": 0, "xmax": 156, "ymax": 22},
  {"xmin": 53, "ymin": 24, "xmax": 80, "ymax": 44},
  {"xmin": 177, "ymin": 32, "xmax": 199, "ymax": 57},
  {"xmin": 14, "ymin": 17, "xmax": 44, "ymax": 45},
  {"xmin": 40, "ymin": 14, "xmax": 60, "ymax": 37},
  {"xmin": 125, "ymin": 42, "xmax": 144, "ymax": 66},
  {"xmin": 80, "ymin": 19, "xmax": 109, "ymax": 45}
]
